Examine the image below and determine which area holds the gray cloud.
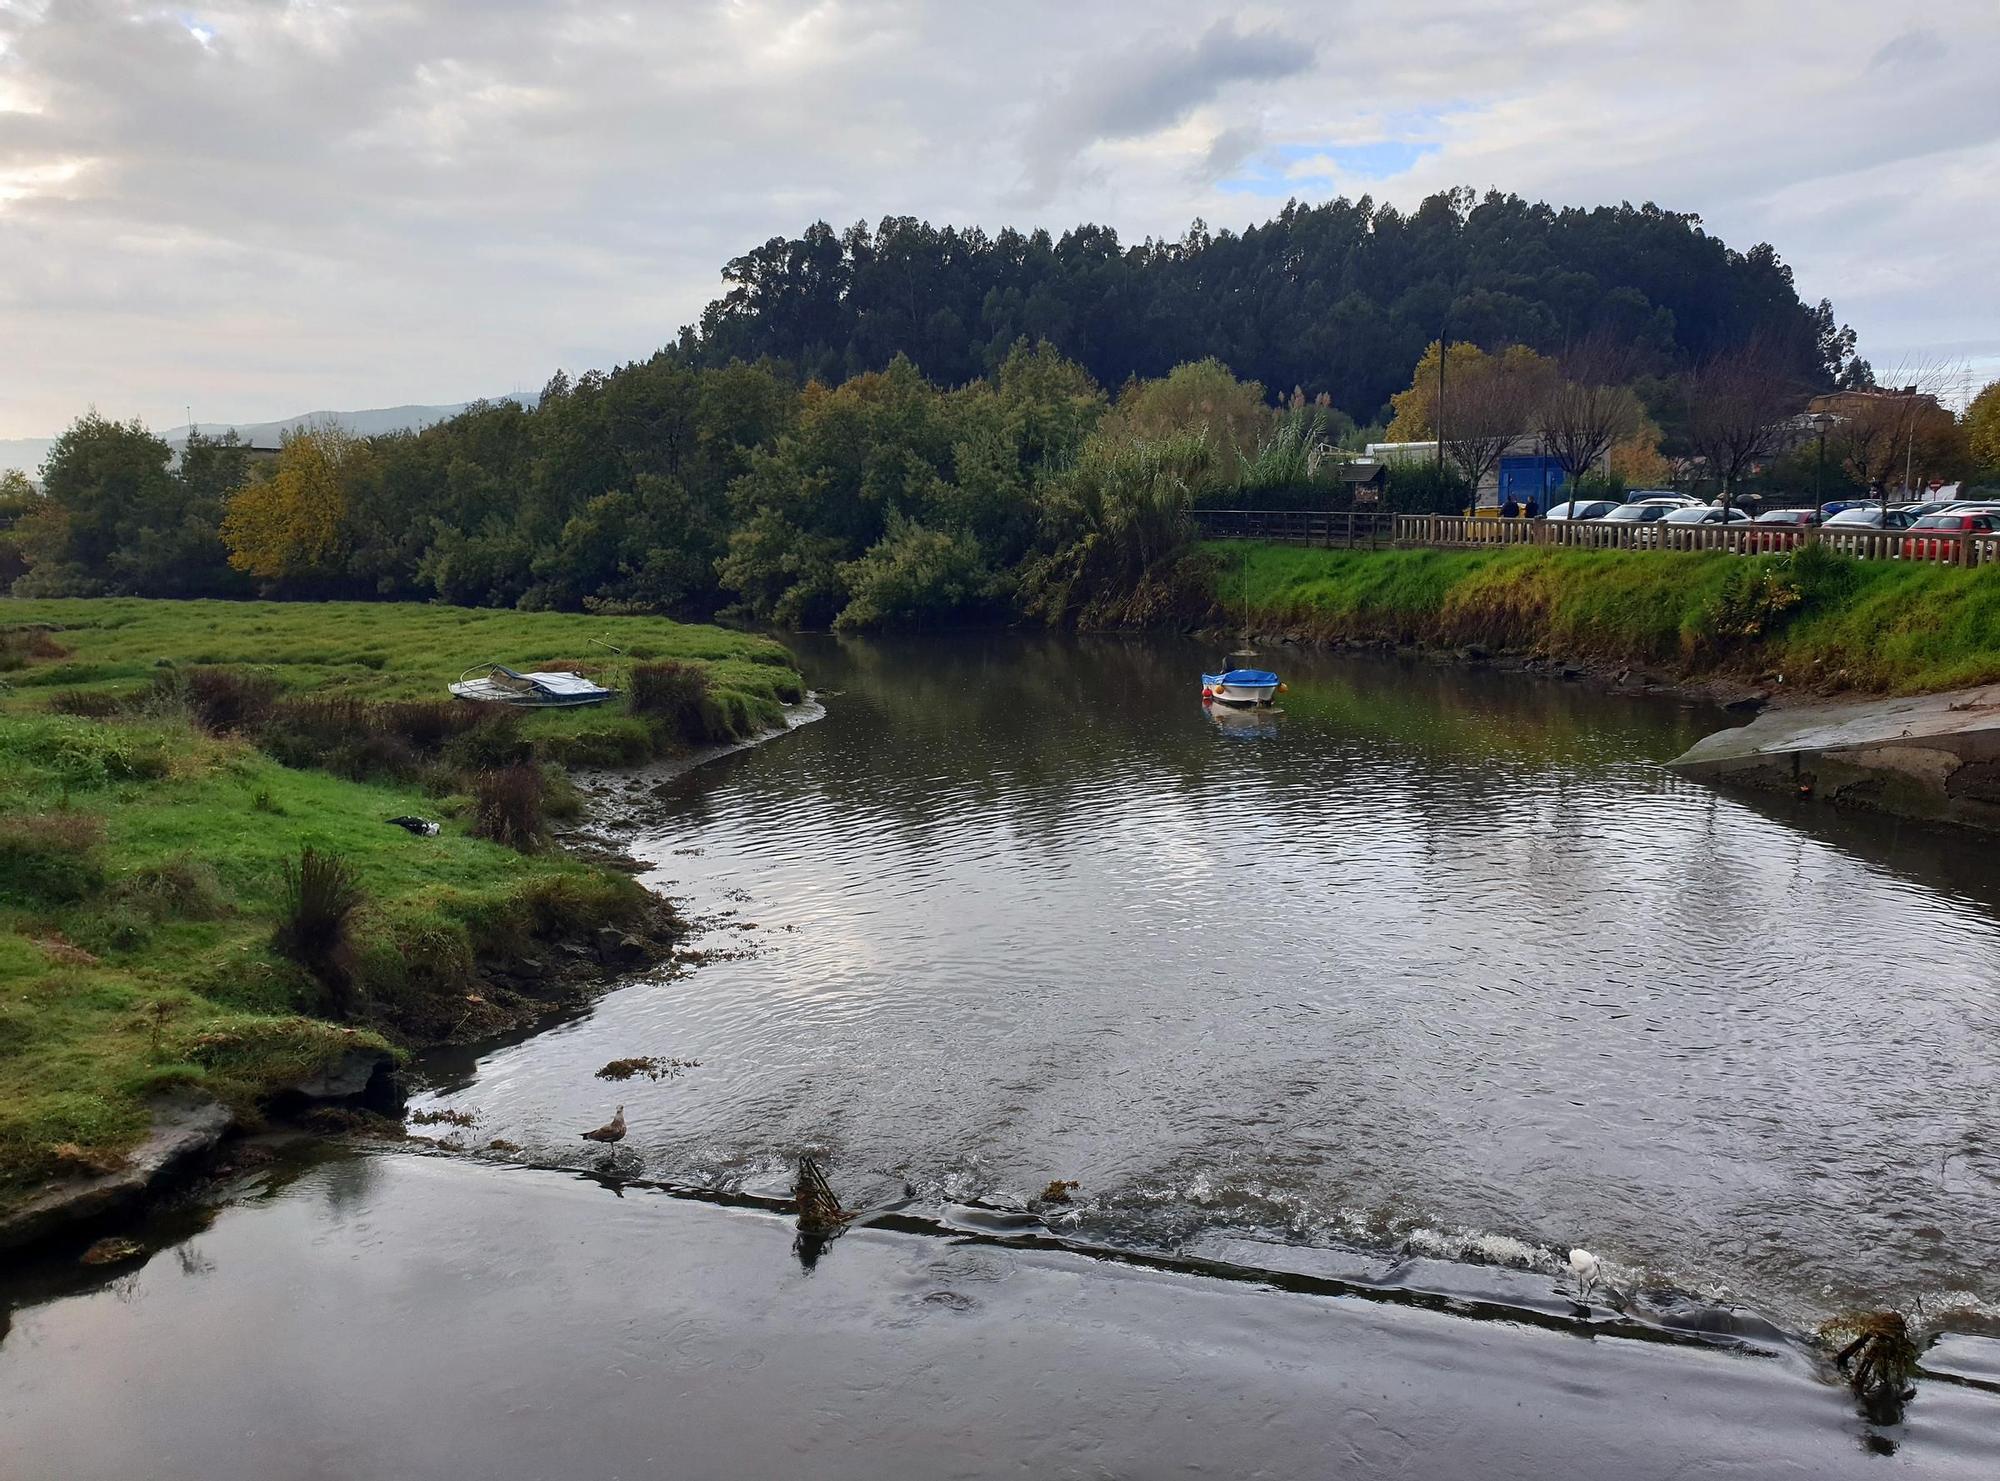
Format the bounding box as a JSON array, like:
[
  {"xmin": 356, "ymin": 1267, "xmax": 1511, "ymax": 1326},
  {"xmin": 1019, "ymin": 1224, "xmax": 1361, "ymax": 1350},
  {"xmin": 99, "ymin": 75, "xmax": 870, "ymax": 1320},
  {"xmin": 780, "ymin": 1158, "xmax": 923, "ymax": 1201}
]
[
  {"xmin": 1017, "ymin": 20, "xmax": 1313, "ymax": 202},
  {"xmin": 0, "ymin": 0, "xmax": 1996, "ymax": 437}
]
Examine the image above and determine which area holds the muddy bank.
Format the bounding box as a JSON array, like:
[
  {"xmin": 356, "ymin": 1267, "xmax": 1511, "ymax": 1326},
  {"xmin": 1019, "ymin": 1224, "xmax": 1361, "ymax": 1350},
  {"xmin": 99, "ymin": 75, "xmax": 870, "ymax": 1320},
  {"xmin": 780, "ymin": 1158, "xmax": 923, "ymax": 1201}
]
[{"xmin": 4, "ymin": 1151, "xmax": 1996, "ymax": 1480}]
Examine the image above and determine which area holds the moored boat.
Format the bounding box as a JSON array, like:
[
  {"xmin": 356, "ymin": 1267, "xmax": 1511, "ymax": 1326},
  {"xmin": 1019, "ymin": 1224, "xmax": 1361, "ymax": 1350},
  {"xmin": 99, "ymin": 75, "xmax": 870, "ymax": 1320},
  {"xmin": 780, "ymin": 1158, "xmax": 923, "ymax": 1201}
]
[
  {"xmin": 1201, "ymin": 666, "xmax": 1282, "ymax": 708},
  {"xmin": 449, "ymin": 663, "xmax": 616, "ymax": 707}
]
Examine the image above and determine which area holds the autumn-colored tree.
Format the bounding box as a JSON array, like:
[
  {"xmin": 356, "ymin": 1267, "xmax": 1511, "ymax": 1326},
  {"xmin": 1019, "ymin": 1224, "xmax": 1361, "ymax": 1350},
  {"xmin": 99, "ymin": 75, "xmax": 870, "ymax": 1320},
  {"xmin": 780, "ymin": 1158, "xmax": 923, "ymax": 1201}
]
[
  {"xmin": 221, "ymin": 425, "xmax": 364, "ymax": 583},
  {"xmin": 1099, "ymin": 358, "xmax": 1271, "ymax": 475},
  {"xmin": 1965, "ymin": 379, "xmax": 2000, "ymax": 479}
]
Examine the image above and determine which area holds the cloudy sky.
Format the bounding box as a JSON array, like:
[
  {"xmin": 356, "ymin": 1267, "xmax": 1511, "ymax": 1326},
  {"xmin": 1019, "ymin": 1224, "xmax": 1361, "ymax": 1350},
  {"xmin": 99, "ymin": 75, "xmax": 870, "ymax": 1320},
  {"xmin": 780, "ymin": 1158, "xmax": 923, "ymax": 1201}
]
[{"xmin": 2, "ymin": 0, "xmax": 1997, "ymax": 438}]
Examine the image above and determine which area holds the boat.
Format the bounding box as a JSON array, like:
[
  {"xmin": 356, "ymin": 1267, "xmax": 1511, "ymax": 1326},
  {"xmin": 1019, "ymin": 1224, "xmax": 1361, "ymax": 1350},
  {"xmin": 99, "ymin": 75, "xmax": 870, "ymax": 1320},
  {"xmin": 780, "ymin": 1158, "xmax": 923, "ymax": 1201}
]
[
  {"xmin": 448, "ymin": 663, "xmax": 616, "ymax": 707},
  {"xmin": 1201, "ymin": 666, "xmax": 1282, "ymax": 707}
]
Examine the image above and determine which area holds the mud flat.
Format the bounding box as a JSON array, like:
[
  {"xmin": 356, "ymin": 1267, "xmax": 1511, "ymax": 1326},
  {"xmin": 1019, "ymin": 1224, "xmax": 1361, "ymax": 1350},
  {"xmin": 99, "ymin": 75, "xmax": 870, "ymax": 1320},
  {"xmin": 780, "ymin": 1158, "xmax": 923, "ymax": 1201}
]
[
  {"xmin": 1671, "ymin": 683, "xmax": 2000, "ymax": 828},
  {"xmin": 3, "ymin": 1151, "xmax": 1997, "ymax": 1481}
]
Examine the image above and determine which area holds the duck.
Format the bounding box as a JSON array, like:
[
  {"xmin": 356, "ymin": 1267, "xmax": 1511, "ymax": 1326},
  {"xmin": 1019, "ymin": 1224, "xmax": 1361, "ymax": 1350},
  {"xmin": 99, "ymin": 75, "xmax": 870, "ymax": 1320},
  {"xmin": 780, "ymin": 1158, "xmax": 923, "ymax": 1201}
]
[{"xmin": 581, "ymin": 1106, "xmax": 627, "ymax": 1144}]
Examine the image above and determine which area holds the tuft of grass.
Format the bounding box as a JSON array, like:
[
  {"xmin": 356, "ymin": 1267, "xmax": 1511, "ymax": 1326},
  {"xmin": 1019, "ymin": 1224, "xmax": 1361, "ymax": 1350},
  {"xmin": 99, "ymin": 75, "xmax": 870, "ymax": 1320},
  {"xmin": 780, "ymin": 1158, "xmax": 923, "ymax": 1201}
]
[
  {"xmin": 469, "ymin": 765, "xmax": 548, "ymax": 853},
  {"xmin": 628, "ymin": 659, "xmax": 711, "ymax": 736},
  {"xmin": 274, "ymin": 847, "xmax": 364, "ymax": 1014},
  {"xmin": 0, "ymin": 811, "xmax": 107, "ymax": 905}
]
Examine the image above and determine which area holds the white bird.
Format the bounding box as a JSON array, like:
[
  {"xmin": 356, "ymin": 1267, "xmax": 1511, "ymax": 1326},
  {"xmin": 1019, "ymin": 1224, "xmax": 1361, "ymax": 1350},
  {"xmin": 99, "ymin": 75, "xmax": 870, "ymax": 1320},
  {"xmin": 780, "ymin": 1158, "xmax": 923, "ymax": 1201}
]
[
  {"xmin": 1568, "ymin": 1248, "xmax": 1601, "ymax": 1302},
  {"xmin": 581, "ymin": 1106, "xmax": 626, "ymax": 1144}
]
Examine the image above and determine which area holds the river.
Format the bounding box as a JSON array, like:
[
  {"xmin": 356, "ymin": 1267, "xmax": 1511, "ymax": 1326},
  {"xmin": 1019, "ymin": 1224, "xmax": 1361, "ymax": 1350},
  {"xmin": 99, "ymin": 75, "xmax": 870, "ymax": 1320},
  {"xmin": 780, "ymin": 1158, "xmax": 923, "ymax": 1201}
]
[
  {"xmin": 421, "ymin": 634, "xmax": 2000, "ymax": 1331},
  {"xmin": 5, "ymin": 633, "xmax": 2000, "ymax": 1477}
]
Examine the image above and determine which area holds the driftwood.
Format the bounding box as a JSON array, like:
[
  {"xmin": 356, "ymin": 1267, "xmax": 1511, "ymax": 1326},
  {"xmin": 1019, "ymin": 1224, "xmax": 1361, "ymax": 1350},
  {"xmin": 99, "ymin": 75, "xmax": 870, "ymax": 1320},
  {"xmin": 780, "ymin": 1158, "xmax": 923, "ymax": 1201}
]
[{"xmin": 794, "ymin": 1156, "xmax": 853, "ymax": 1235}]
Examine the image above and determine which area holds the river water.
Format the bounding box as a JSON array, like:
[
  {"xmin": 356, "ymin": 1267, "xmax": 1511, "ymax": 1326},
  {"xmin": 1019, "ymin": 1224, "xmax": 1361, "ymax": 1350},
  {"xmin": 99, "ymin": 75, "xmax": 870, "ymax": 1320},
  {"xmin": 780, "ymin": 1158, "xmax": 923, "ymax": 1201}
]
[
  {"xmin": 404, "ymin": 634, "xmax": 1999, "ymax": 1333},
  {"xmin": 9, "ymin": 634, "xmax": 2000, "ymax": 1479}
]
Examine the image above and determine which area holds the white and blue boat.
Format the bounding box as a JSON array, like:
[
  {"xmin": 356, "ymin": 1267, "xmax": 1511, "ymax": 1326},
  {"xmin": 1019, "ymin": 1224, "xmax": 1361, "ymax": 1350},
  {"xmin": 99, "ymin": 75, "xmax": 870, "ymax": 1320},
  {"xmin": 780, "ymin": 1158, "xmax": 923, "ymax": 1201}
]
[{"xmin": 1201, "ymin": 663, "xmax": 1282, "ymax": 709}]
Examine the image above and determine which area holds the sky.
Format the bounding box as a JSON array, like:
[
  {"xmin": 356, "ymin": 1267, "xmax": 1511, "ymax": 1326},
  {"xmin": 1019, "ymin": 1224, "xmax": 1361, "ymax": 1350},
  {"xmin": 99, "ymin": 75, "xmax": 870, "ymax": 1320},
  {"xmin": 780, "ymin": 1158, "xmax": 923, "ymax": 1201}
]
[{"xmin": 2, "ymin": 0, "xmax": 1998, "ymax": 438}]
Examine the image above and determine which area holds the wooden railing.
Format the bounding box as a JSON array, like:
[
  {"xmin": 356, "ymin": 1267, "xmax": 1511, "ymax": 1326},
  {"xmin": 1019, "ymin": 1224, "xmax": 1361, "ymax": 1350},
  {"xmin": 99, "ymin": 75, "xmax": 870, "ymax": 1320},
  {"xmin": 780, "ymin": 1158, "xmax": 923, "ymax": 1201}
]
[
  {"xmin": 1193, "ymin": 509, "xmax": 1399, "ymax": 547},
  {"xmin": 1190, "ymin": 509, "xmax": 2000, "ymax": 567}
]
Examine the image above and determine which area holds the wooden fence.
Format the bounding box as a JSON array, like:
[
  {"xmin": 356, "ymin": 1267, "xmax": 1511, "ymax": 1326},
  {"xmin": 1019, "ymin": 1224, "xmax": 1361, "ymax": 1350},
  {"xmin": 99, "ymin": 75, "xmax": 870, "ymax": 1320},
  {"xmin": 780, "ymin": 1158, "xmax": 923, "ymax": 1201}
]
[{"xmin": 1191, "ymin": 510, "xmax": 2000, "ymax": 568}]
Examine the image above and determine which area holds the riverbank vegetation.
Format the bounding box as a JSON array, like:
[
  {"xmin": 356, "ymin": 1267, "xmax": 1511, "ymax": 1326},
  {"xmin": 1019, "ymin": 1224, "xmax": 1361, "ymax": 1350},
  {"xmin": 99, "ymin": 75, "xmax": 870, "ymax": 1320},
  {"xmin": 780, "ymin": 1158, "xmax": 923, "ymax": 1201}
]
[
  {"xmin": 0, "ymin": 601, "xmax": 803, "ymax": 1224},
  {"xmin": 1213, "ymin": 541, "xmax": 2000, "ymax": 694}
]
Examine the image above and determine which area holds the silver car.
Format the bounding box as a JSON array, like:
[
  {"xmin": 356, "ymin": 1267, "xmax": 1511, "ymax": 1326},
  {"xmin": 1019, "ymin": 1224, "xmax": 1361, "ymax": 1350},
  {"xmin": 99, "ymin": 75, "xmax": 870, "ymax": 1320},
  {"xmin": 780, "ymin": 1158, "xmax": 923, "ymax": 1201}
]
[
  {"xmin": 1823, "ymin": 506, "xmax": 1916, "ymax": 530},
  {"xmin": 1661, "ymin": 504, "xmax": 1751, "ymax": 525}
]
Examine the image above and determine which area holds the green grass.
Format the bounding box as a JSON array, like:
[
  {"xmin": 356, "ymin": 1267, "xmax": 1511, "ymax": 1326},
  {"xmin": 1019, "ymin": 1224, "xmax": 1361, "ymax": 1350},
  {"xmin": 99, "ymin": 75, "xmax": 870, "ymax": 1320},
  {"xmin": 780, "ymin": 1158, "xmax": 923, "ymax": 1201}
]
[
  {"xmin": 1208, "ymin": 543, "xmax": 2000, "ymax": 693},
  {"xmin": 0, "ymin": 598, "xmax": 806, "ymax": 758},
  {"xmin": 0, "ymin": 600, "xmax": 808, "ymax": 1211}
]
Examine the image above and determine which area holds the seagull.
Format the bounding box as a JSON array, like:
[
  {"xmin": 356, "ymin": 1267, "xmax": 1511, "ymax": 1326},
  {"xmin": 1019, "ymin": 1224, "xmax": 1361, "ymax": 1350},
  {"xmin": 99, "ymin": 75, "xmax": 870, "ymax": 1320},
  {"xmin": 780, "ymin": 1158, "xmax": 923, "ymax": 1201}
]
[
  {"xmin": 581, "ymin": 1106, "xmax": 627, "ymax": 1144},
  {"xmin": 1568, "ymin": 1248, "xmax": 1601, "ymax": 1302}
]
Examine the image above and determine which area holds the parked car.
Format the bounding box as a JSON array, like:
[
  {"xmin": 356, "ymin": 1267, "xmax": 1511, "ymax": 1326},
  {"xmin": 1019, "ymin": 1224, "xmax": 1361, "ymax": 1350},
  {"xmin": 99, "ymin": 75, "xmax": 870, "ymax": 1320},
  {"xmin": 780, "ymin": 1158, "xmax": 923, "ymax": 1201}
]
[
  {"xmin": 1544, "ymin": 498, "xmax": 1621, "ymax": 521},
  {"xmin": 1745, "ymin": 507, "xmax": 1821, "ymax": 551},
  {"xmin": 1591, "ymin": 501, "xmax": 1678, "ymax": 523},
  {"xmin": 1819, "ymin": 500, "xmax": 1874, "ymax": 516},
  {"xmin": 1661, "ymin": 504, "xmax": 1751, "ymax": 525},
  {"xmin": 1902, "ymin": 511, "xmax": 2000, "ymax": 561},
  {"xmin": 1624, "ymin": 490, "xmax": 1700, "ymax": 506},
  {"xmin": 1823, "ymin": 507, "xmax": 1916, "ymax": 530}
]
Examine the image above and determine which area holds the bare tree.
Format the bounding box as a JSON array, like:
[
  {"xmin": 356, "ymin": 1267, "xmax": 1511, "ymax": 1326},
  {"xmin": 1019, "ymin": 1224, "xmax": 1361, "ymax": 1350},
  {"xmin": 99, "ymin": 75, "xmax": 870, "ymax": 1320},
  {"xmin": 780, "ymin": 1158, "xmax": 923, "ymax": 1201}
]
[
  {"xmin": 1536, "ymin": 380, "xmax": 1642, "ymax": 488},
  {"xmin": 1684, "ymin": 347, "xmax": 1804, "ymax": 517},
  {"xmin": 1823, "ymin": 357, "xmax": 1969, "ymax": 514},
  {"xmin": 1439, "ymin": 356, "xmax": 1547, "ymax": 495}
]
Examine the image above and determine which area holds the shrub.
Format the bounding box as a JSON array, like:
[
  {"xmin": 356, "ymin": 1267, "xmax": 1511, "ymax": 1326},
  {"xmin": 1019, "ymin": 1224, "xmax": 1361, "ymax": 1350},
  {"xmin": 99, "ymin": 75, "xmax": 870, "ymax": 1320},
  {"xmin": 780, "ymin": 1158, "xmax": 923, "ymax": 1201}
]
[
  {"xmin": 158, "ymin": 666, "xmax": 280, "ymax": 734},
  {"xmin": 71, "ymin": 906, "xmax": 152, "ymax": 955},
  {"xmin": 628, "ymin": 660, "xmax": 710, "ymax": 737},
  {"xmin": 0, "ymin": 627, "xmax": 69, "ymax": 672},
  {"xmin": 115, "ymin": 855, "xmax": 228, "ymax": 921},
  {"xmin": 469, "ymin": 765, "xmax": 548, "ymax": 852},
  {"xmin": 437, "ymin": 711, "xmax": 530, "ymax": 772},
  {"xmin": 0, "ymin": 811, "xmax": 108, "ymax": 904},
  {"xmin": 46, "ymin": 689, "xmax": 126, "ymax": 719},
  {"xmin": 274, "ymin": 847, "xmax": 364, "ymax": 1013},
  {"xmin": 377, "ymin": 699, "xmax": 494, "ymax": 752}
]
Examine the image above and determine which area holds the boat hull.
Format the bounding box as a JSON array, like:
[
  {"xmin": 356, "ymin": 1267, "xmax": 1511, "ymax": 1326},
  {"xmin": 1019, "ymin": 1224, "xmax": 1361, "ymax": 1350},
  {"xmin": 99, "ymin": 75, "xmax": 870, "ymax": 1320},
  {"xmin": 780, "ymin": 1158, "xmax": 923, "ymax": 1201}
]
[{"xmin": 1201, "ymin": 671, "xmax": 1279, "ymax": 708}]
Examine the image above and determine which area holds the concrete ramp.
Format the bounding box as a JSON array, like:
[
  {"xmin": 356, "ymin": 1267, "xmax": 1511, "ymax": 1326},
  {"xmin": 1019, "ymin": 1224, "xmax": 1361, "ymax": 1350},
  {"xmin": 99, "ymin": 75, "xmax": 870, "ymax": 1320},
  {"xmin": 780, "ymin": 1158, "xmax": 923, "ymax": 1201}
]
[{"xmin": 1671, "ymin": 685, "xmax": 2000, "ymax": 829}]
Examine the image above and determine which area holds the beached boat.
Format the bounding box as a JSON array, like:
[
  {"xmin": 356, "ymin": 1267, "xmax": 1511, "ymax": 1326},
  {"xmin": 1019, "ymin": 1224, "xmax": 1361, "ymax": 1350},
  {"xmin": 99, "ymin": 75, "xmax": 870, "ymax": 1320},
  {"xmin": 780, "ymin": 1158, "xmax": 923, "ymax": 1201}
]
[
  {"xmin": 1201, "ymin": 665, "xmax": 1282, "ymax": 709},
  {"xmin": 449, "ymin": 663, "xmax": 615, "ymax": 707}
]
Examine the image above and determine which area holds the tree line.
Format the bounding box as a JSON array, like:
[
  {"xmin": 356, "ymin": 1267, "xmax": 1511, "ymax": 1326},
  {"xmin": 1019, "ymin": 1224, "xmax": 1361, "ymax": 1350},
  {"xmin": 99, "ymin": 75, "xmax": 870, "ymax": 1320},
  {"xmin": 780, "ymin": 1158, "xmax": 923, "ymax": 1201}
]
[{"xmin": 6, "ymin": 337, "xmax": 1996, "ymax": 630}]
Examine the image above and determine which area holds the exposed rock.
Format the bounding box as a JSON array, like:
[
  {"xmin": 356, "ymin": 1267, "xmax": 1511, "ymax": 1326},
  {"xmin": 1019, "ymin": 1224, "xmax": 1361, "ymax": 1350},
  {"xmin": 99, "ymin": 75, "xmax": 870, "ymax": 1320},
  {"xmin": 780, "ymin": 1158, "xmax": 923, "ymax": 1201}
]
[
  {"xmin": 595, "ymin": 928, "xmax": 651, "ymax": 968},
  {"xmin": 0, "ymin": 1093, "xmax": 230, "ymax": 1253},
  {"xmin": 287, "ymin": 1045, "xmax": 394, "ymax": 1102}
]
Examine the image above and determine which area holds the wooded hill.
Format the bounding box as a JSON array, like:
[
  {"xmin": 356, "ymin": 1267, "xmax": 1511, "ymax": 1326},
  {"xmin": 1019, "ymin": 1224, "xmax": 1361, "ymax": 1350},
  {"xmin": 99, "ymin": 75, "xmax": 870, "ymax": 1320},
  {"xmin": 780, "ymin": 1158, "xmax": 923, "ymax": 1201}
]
[{"xmin": 674, "ymin": 188, "xmax": 1862, "ymax": 419}]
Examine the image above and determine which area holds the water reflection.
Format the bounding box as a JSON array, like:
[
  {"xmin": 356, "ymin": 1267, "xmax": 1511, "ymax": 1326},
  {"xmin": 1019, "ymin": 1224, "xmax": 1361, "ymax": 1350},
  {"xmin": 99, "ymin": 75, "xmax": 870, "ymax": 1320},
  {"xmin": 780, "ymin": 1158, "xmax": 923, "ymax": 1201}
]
[{"xmin": 410, "ymin": 634, "xmax": 2000, "ymax": 1331}]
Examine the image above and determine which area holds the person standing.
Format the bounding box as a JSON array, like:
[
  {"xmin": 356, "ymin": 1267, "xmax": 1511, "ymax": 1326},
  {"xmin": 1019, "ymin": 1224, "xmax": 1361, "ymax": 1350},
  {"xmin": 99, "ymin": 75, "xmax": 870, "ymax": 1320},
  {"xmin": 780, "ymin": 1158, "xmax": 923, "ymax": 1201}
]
[{"xmin": 1502, "ymin": 496, "xmax": 1520, "ymax": 519}]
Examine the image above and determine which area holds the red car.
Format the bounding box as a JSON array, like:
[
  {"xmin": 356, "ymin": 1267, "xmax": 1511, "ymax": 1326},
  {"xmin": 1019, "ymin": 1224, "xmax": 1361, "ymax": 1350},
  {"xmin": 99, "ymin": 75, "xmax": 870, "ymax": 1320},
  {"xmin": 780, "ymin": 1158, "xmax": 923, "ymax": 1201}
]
[
  {"xmin": 1901, "ymin": 511, "xmax": 1999, "ymax": 561},
  {"xmin": 1746, "ymin": 508, "xmax": 1820, "ymax": 551}
]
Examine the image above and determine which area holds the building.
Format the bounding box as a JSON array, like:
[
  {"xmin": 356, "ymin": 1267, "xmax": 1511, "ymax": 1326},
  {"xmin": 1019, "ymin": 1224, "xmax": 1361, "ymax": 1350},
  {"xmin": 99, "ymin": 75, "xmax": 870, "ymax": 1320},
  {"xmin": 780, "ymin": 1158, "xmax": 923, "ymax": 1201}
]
[{"xmin": 1366, "ymin": 436, "xmax": 1602, "ymax": 509}]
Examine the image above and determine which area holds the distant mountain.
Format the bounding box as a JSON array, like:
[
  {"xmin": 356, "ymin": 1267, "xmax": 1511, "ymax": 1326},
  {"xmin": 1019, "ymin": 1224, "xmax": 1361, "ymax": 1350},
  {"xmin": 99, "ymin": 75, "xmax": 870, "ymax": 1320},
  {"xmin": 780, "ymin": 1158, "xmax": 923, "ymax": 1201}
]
[
  {"xmin": 163, "ymin": 395, "xmax": 539, "ymax": 449},
  {"xmin": 0, "ymin": 394, "xmax": 540, "ymax": 477}
]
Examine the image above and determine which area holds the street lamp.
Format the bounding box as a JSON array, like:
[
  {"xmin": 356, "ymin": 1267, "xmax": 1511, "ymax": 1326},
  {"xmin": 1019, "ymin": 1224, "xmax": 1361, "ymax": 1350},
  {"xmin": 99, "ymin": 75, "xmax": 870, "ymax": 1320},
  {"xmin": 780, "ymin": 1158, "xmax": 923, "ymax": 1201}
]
[{"xmin": 1806, "ymin": 411, "xmax": 1835, "ymax": 507}]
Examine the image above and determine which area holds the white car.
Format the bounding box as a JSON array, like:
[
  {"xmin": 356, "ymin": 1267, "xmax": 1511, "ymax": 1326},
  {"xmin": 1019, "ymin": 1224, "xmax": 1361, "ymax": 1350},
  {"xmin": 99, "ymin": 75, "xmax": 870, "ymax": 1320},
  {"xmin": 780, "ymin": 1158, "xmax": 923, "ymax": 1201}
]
[
  {"xmin": 1544, "ymin": 499, "xmax": 1621, "ymax": 520},
  {"xmin": 1661, "ymin": 504, "xmax": 1751, "ymax": 525}
]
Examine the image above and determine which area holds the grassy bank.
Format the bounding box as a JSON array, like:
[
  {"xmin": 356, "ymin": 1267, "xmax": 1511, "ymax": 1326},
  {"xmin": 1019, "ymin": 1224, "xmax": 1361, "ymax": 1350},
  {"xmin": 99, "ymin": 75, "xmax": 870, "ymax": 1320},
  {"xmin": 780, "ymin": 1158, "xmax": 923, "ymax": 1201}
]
[
  {"xmin": 0, "ymin": 600, "xmax": 805, "ymax": 1222},
  {"xmin": 0, "ymin": 599, "xmax": 805, "ymax": 763},
  {"xmin": 1206, "ymin": 543, "xmax": 2000, "ymax": 694}
]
